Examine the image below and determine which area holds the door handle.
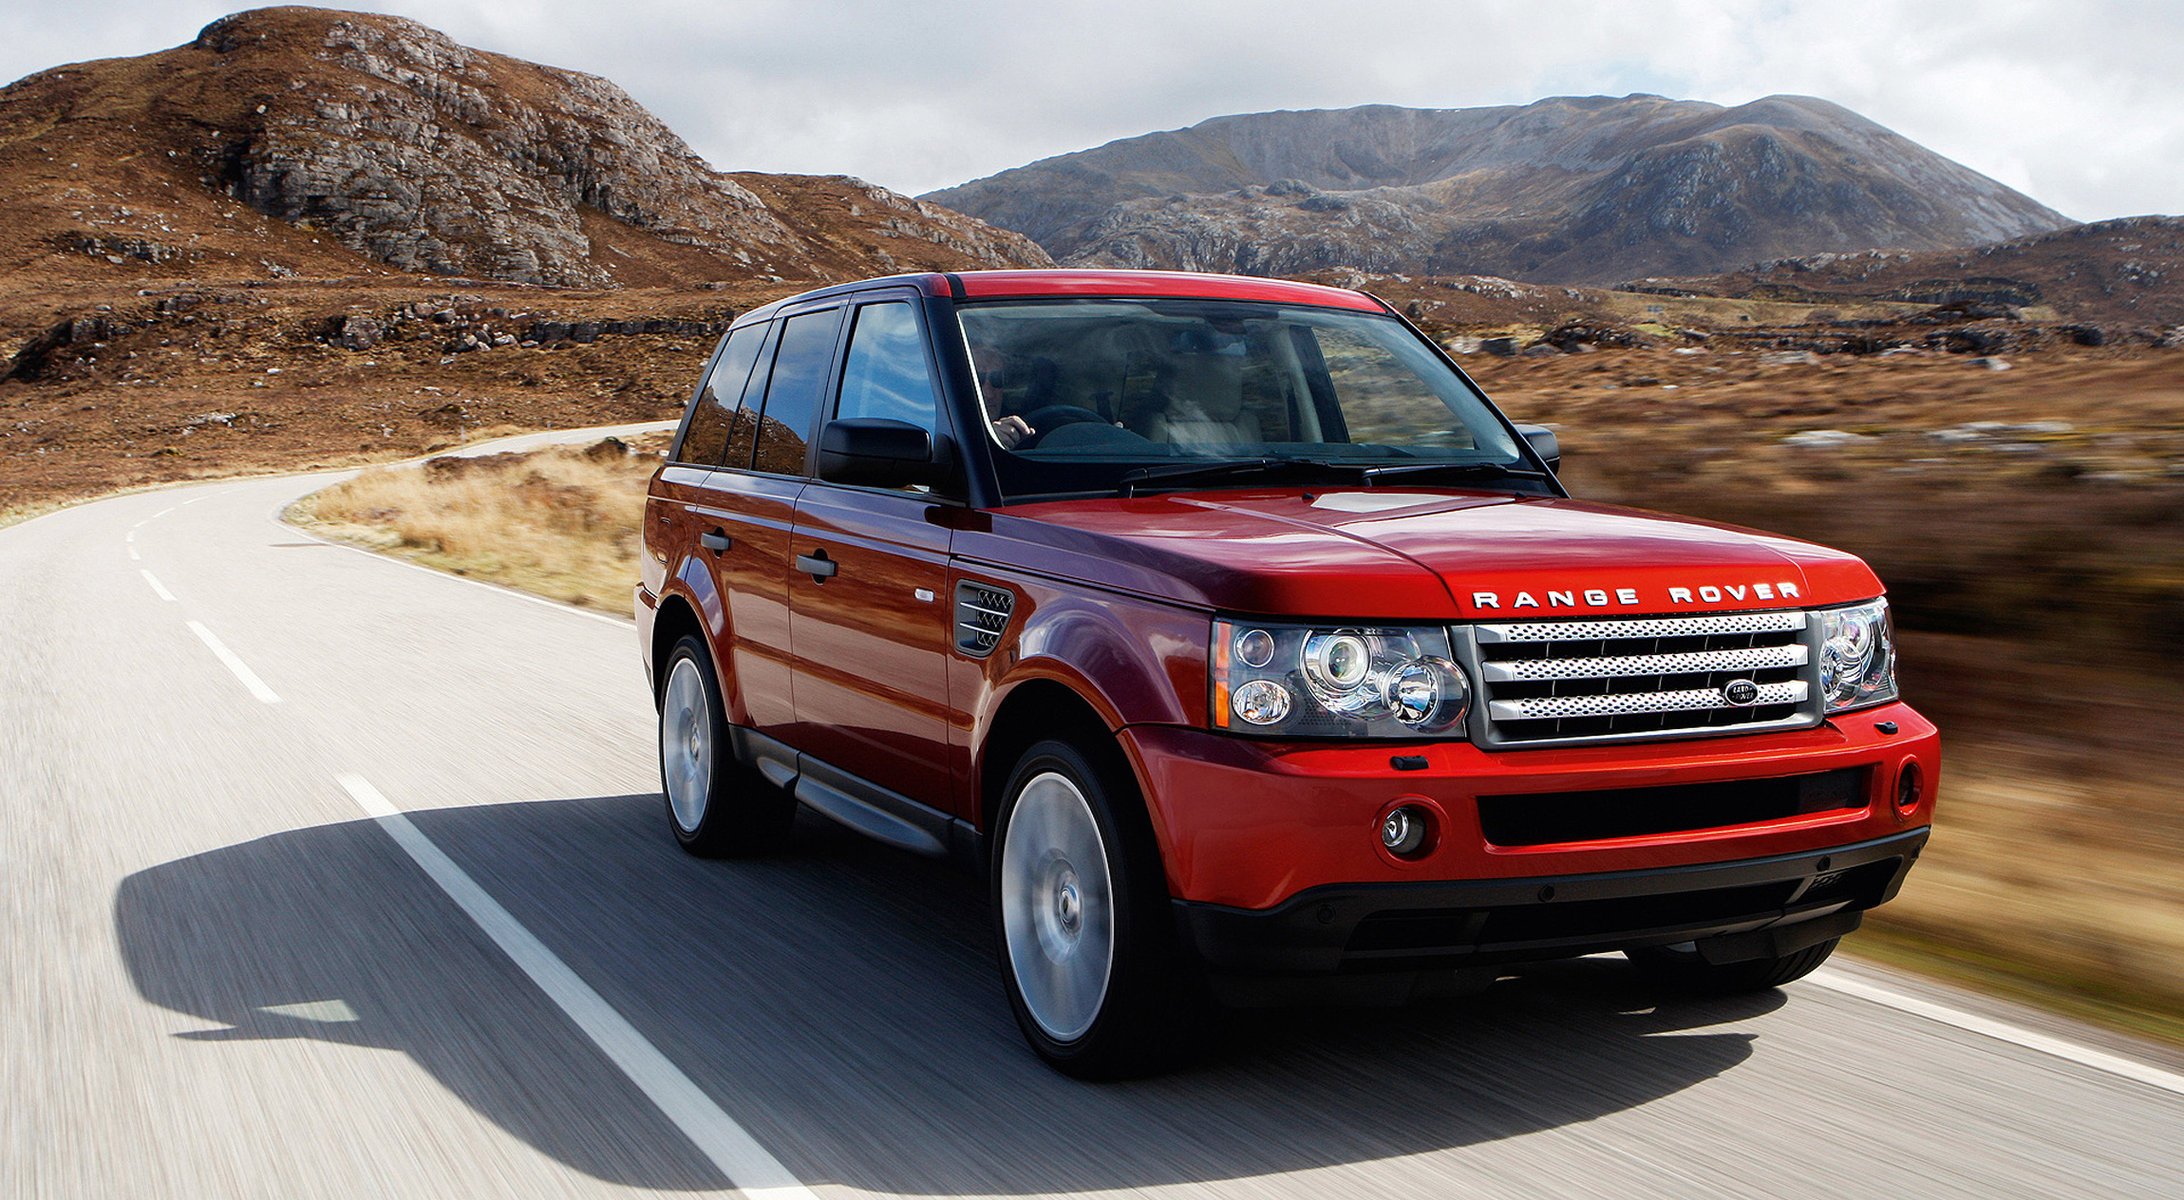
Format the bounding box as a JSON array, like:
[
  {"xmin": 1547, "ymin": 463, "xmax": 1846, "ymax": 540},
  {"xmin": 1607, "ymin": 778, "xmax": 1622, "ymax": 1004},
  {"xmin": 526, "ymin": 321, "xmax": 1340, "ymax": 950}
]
[
  {"xmin": 795, "ymin": 550, "xmax": 837, "ymax": 581},
  {"xmin": 700, "ymin": 529, "xmax": 732, "ymax": 554}
]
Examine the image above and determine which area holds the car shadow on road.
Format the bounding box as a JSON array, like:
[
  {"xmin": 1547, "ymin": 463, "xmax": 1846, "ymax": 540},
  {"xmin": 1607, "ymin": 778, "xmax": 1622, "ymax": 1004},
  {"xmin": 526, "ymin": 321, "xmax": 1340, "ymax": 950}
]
[{"xmin": 117, "ymin": 793, "xmax": 1784, "ymax": 1193}]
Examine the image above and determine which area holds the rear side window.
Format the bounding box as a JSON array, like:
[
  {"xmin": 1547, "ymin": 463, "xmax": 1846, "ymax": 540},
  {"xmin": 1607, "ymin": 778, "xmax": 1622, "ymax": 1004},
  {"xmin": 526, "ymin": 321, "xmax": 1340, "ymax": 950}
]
[
  {"xmin": 676, "ymin": 324, "xmax": 765, "ymax": 465},
  {"xmin": 836, "ymin": 302, "xmax": 940, "ymax": 432},
  {"xmin": 722, "ymin": 320, "xmax": 779, "ymax": 469},
  {"xmin": 751, "ymin": 308, "xmax": 841, "ymax": 476}
]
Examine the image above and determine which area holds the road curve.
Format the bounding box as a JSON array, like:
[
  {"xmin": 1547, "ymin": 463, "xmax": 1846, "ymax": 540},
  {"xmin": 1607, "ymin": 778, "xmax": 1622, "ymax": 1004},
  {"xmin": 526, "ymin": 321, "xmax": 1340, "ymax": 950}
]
[{"xmin": 4, "ymin": 428, "xmax": 2182, "ymax": 1198}]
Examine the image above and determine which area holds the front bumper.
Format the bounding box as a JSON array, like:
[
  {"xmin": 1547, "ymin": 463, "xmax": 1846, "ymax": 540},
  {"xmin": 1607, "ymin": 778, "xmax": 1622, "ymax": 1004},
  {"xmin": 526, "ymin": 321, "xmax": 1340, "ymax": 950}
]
[
  {"xmin": 1175, "ymin": 827, "xmax": 1925, "ymax": 976},
  {"xmin": 1118, "ymin": 700, "xmax": 1937, "ymax": 977}
]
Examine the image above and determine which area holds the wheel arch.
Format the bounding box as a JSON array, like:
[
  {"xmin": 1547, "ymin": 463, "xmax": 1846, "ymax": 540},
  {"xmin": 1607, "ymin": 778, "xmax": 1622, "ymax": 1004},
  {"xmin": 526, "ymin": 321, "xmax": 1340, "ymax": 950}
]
[{"xmin": 977, "ymin": 679, "xmax": 1121, "ymax": 838}]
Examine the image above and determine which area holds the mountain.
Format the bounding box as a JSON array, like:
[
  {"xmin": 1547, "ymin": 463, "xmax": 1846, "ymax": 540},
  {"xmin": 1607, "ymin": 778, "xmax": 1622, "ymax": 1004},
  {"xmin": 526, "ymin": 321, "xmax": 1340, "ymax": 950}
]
[
  {"xmin": 1627, "ymin": 215, "xmax": 2184, "ymax": 328},
  {"xmin": 924, "ymin": 96, "xmax": 2069, "ymax": 283},
  {"xmin": 0, "ymin": 6, "xmax": 1048, "ymax": 291}
]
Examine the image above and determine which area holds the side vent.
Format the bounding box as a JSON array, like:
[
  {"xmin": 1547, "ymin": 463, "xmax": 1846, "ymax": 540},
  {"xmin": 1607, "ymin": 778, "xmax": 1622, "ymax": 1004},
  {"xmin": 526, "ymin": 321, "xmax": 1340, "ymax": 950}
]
[{"xmin": 954, "ymin": 581, "xmax": 1016, "ymax": 658}]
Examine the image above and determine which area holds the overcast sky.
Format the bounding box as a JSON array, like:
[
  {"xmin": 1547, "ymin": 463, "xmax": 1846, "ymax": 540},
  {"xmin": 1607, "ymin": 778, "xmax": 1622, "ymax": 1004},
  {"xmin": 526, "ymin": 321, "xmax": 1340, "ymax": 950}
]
[{"xmin": 4, "ymin": 1, "xmax": 2178, "ymax": 222}]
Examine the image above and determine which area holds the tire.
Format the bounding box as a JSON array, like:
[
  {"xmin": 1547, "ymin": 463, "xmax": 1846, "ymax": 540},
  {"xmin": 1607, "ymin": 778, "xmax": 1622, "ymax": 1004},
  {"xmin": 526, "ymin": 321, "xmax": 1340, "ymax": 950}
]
[
  {"xmin": 991, "ymin": 737, "xmax": 1191, "ymax": 1078},
  {"xmin": 656, "ymin": 635, "xmax": 791, "ymax": 857},
  {"xmin": 1626, "ymin": 936, "xmax": 1840, "ymax": 995}
]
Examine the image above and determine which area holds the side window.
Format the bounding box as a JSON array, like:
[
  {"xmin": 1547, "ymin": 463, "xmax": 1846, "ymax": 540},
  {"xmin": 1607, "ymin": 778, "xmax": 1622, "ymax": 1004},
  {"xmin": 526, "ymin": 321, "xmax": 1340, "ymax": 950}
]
[
  {"xmin": 721, "ymin": 320, "xmax": 780, "ymax": 469},
  {"xmin": 675, "ymin": 324, "xmax": 764, "ymax": 465},
  {"xmin": 751, "ymin": 309, "xmax": 841, "ymax": 476},
  {"xmin": 836, "ymin": 302, "xmax": 940, "ymax": 433}
]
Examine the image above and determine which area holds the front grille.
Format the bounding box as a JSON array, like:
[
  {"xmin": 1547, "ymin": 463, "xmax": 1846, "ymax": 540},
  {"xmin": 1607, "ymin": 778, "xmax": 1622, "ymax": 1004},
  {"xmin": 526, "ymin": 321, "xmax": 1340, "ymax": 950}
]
[
  {"xmin": 1478, "ymin": 768, "xmax": 1870, "ymax": 847},
  {"xmin": 1461, "ymin": 611, "xmax": 1821, "ymax": 747}
]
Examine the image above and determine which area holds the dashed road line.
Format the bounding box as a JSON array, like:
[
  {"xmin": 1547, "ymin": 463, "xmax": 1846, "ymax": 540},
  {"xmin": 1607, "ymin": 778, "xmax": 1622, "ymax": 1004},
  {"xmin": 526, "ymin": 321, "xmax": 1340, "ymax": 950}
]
[
  {"xmin": 1809, "ymin": 968, "xmax": 2184, "ymax": 1097},
  {"xmin": 336, "ymin": 774, "xmax": 819, "ymax": 1199},
  {"xmin": 185, "ymin": 620, "xmax": 281, "ymax": 704},
  {"xmin": 140, "ymin": 570, "xmax": 175, "ymax": 602}
]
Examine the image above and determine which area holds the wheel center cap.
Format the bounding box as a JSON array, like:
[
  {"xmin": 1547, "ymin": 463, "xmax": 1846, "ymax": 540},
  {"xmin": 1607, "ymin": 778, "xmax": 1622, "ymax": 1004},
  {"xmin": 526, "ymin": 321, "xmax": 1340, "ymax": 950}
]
[{"xmin": 1055, "ymin": 873, "xmax": 1081, "ymax": 933}]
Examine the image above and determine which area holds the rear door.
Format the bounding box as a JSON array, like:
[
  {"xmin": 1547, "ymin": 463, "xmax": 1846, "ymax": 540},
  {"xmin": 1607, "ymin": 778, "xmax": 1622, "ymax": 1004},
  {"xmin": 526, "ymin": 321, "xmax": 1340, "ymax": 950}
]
[{"xmin": 785, "ymin": 294, "xmax": 959, "ymax": 814}]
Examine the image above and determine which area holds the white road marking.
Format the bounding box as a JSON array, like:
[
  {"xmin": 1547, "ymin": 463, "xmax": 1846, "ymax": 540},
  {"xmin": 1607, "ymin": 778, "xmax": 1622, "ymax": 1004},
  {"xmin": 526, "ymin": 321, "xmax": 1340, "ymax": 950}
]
[
  {"xmin": 336, "ymin": 775, "xmax": 819, "ymax": 1199},
  {"xmin": 261, "ymin": 1000, "xmax": 360, "ymax": 1024},
  {"xmin": 140, "ymin": 570, "xmax": 175, "ymax": 602},
  {"xmin": 154, "ymin": 506, "xmax": 174, "ymax": 518},
  {"xmin": 124, "ymin": 528, "xmax": 136, "ymax": 543},
  {"xmin": 185, "ymin": 621, "xmax": 282, "ymax": 704},
  {"xmin": 1809, "ymin": 968, "xmax": 2184, "ymax": 1096},
  {"xmin": 127, "ymin": 545, "xmax": 140, "ymax": 561}
]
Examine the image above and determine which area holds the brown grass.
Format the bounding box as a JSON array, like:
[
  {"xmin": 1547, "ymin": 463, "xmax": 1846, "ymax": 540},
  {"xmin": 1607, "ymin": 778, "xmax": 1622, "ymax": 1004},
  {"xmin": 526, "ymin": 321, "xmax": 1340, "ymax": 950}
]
[{"xmin": 290, "ymin": 435, "xmax": 665, "ymax": 610}]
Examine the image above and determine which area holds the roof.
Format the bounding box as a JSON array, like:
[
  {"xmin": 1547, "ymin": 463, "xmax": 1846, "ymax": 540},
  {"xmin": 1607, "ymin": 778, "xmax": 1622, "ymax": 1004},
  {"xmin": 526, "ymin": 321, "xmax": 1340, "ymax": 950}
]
[
  {"xmin": 734, "ymin": 269, "xmax": 1389, "ymax": 325},
  {"xmin": 947, "ymin": 269, "xmax": 1389, "ymax": 312}
]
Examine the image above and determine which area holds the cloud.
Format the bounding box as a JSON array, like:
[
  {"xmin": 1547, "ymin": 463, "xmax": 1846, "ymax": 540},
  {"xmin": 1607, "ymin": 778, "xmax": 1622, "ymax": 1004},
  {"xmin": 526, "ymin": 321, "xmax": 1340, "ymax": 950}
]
[{"xmin": 1, "ymin": 0, "xmax": 2174, "ymax": 220}]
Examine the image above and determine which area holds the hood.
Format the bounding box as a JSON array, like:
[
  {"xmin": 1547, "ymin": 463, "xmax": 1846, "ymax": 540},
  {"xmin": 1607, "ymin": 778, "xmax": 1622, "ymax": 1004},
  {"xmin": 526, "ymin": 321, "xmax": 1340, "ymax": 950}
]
[{"xmin": 978, "ymin": 488, "xmax": 1882, "ymax": 619}]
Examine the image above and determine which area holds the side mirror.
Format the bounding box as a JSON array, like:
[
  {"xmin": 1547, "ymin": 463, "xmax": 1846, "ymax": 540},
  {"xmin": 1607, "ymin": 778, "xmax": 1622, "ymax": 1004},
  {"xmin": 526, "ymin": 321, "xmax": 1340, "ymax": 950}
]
[
  {"xmin": 817, "ymin": 418, "xmax": 949, "ymax": 488},
  {"xmin": 1515, "ymin": 424, "xmax": 1561, "ymax": 474}
]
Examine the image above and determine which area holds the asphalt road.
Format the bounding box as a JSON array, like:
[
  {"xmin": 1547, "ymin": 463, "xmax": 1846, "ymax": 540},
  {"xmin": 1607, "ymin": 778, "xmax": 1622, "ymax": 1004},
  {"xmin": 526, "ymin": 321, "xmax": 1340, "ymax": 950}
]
[{"xmin": 6, "ymin": 427, "xmax": 2183, "ymax": 1198}]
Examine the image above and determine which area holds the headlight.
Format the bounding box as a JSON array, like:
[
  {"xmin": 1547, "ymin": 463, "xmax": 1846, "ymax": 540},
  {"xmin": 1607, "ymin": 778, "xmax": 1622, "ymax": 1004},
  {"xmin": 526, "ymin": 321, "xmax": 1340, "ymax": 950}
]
[
  {"xmin": 1816, "ymin": 599, "xmax": 1897, "ymax": 713},
  {"xmin": 1213, "ymin": 620, "xmax": 1469, "ymax": 738}
]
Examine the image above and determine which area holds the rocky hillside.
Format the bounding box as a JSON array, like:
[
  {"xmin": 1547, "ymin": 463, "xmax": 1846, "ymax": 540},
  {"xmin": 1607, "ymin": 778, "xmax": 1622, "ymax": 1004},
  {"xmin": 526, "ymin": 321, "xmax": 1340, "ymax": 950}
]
[
  {"xmin": 1627, "ymin": 215, "xmax": 2184, "ymax": 328},
  {"xmin": 0, "ymin": 6, "xmax": 1048, "ymax": 291},
  {"xmin": 926, "ymin": 96, "xmax": 2067, "ymax": 283}
]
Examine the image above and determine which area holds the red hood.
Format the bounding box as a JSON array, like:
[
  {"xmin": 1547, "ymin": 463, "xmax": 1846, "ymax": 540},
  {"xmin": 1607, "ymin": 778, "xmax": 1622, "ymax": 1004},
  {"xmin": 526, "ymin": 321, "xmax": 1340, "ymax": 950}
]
[{"xmin": 977, "ymin": 488, "xmax": 1881, "ymax": 619}]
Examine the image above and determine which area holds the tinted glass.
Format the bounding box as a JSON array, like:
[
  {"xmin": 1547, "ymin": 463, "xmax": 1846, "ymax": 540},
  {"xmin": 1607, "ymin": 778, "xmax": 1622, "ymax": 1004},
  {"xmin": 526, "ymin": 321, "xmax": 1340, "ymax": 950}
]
[
  {"xmin": 675, "ymin": 324, "xmax": 764, "ymax": 465},
  {"xmin": 751, "ymin": 309, "xmax": 839, "ymax": 476},
  {"xmin": 956, "ymin": 299, "xmax": 1528, "ymax": 499},
  {"xmin": 721, "ymin": 320, "xmax": 779, "ymax": 469},
  {"xmin": 836, "ymin": 302, "xmax": 939, "ymax": 432}
]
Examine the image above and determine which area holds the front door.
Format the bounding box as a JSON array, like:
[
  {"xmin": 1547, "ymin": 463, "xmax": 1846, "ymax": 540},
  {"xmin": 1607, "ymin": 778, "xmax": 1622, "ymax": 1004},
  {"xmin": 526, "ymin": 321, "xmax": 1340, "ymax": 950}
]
[{"xmin": 786, "ymin": 297, "xmax": 958, "ymax": 814}]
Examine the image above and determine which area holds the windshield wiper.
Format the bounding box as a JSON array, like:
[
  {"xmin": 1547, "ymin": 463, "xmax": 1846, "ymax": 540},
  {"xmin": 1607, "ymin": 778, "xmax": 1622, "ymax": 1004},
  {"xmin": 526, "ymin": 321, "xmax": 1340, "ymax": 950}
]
[
  {"xmin": 1116, "ymin": 457, "xmax": 1549, "ymax": 497},
  {"xmin": 1117, "ymin": 458, "xmax": 1290, "ymax": 496},
  {"xmin": 1346, "ymin": 460, "xmax": 1549, "ymax": 486}
]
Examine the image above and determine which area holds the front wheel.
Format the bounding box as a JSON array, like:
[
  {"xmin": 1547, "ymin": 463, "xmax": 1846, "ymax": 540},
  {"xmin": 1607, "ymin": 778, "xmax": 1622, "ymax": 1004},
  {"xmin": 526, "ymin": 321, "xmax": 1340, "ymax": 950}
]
[
  {"xmin": 1626, "ymin": 937, "xmax": 1840, "ymax": 994},
  {"xmin": 657, "ymin": 635, "xmax": 791, "ymax": 857},
  {"xmin": 992, "ymin": 738, "xmax": 1191, "ymax": 1077}
]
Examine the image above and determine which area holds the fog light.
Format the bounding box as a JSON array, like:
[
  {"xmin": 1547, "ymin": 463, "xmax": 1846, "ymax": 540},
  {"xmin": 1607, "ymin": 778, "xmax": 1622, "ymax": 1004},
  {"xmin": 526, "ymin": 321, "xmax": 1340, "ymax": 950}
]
[
  {"xmin": 1380, "ymin": 805, "xmax": 1428, "ymax": 856},
  {"xmin": 1896, "ymin": 761, "xmax": 1924, "ymax": 812}
]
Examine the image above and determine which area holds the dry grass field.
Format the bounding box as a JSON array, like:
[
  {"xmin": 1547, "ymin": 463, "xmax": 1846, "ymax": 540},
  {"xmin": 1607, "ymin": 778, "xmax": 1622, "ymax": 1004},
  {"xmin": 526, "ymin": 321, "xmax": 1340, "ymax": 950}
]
[{"xmin": 289, "ymin": 433, "xmax": 667, "ymax": 611}]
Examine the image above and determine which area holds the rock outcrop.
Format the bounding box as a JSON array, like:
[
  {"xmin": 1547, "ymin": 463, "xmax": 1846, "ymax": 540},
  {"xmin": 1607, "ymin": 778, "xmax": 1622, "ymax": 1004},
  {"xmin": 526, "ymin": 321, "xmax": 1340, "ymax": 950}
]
[{"xmin": 0, "ymin": 6, "xmax": 1047, "ymax": 289}]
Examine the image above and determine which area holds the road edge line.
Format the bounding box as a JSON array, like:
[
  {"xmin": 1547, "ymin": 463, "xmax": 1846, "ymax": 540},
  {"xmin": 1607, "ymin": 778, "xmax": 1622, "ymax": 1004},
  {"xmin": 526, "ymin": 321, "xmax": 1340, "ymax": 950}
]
[{"xmin": 1808, "ymin": 967, "xmax": 2184, "ymax": 1096}]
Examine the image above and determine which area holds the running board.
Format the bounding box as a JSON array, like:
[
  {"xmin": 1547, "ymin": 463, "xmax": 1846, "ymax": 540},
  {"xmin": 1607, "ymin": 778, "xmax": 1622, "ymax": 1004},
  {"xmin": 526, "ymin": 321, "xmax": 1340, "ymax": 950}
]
[{"xmin": 728, "ymin": 727, "xmax": 956, "ymax": 859}]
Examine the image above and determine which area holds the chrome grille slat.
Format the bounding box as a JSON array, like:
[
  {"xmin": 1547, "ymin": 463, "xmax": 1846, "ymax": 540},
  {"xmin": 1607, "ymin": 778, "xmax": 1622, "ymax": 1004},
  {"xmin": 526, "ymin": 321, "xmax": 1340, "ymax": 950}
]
[
  {"xmin": 1489, "ymin": 680, "xmax": 1809, "ymax": 721},
  {"xmin": 1481, "ymin": 643, "xmax": 1809, "ymax": 682},
  {"xmin": 1476, "ymin": 612, "xmax": 1807, "ymax": 643},
  {"xmin": 1461, "ymin": 609, "xmax": 1822, "ymax": 748}
]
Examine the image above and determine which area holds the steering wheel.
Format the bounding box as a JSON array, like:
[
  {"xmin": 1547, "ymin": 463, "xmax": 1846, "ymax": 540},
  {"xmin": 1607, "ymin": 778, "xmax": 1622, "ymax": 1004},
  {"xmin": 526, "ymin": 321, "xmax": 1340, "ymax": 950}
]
[{"xmin": 1014, "ymin": 405, "xmax": 1110, "ymax": 450}]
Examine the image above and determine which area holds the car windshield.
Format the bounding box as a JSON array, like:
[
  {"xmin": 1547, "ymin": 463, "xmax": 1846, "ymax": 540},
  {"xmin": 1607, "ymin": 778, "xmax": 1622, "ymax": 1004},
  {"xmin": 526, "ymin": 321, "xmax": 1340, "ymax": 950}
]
[{"xmin": 956, "ymin": 298, "xmax": 1535, "ymax": 500}]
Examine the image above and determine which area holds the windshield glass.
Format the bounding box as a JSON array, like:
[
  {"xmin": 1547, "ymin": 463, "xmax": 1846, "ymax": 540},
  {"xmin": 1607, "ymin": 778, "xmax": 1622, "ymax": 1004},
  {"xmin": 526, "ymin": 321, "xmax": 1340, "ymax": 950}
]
[{"xmin": 956, "ymin": 298, "xmax": 1532, "ymax": 500}]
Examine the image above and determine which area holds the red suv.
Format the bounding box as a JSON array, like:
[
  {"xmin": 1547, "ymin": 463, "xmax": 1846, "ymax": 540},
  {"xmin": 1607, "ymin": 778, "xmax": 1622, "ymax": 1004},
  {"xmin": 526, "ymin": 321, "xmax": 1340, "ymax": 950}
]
[{"xmin": 638, "ymin": 270, "xmax": 1937, "ymax": 1076}]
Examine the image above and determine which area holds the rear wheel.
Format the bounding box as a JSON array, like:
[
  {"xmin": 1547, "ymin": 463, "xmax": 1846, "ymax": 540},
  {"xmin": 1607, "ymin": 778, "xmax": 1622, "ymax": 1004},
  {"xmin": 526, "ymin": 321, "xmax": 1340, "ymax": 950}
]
[
  {"xmin": 1626, "ymin": 936, "xmax": 1840, "ymax": 994},
  {"xmin": 992, "ymin": 737, "xmax": 1190, "ymax": 1077},
  {"xmin": 657, "ymin": 635, "xmax": 791, "ymax": 856}
]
